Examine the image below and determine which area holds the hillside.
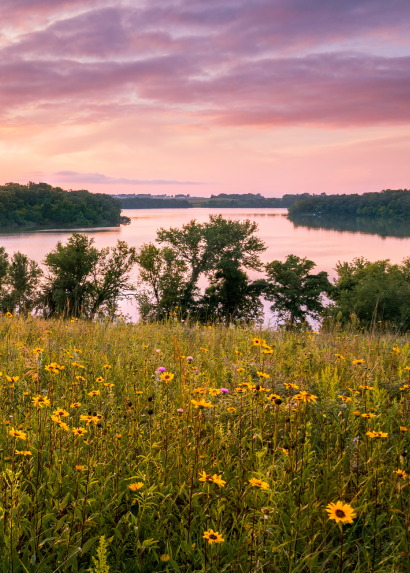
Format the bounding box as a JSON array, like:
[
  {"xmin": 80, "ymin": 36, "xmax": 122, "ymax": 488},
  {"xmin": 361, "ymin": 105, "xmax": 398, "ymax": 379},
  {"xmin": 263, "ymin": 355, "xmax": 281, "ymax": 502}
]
[{"xmin": 0, "ymin": 182, "xmax": 128, "ymax": 228}]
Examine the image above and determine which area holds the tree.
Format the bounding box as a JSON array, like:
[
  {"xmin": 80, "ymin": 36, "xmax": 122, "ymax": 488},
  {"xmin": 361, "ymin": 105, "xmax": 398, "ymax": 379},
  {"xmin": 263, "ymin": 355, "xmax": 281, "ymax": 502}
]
[
  {"xmin": 198, "ymin": 259, "xmax": 266, "ymax": 322},
  {"xmin": 264, "ymin": 254, "xmax": 331, "ymax": 326},
  {"xmin": 41, "ymin": 233, "xmax": 137, "ymax": 317},
  {"xmin": 0, "ymin": 251, "xmax": 42, "ymax": 314},
  {"xmin": 331, "ymin": 257, "xmax": 410, "ymax": 329},
  {"xmin": 156, "ymin": 215, "xmax": 266, "ymax": 309},
  {"xmin": 135, "ymin": 243, "xmax": 188, "ymax": 319}
]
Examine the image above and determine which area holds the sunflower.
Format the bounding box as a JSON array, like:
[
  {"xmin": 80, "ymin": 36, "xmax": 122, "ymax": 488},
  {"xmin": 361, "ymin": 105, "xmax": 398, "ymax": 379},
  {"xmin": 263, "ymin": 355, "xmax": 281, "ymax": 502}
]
[
  {"xmin": 53, "ymin": 408, "xmax": 69, "ymax": 418},
  {"xmin": 249, "ymin": 478, "xmax": 269, "ymax": 489},
  {"xmin": 76, "ymin": 375, "xmax": 86, "ymax": 382},
  {"xmin": 226, "ymin": 407, "xmax": 236, "ymax": 413},
  {"xmin": 236, "ymin": 367, "xmax": 245, "ymax": 372},
  {"xmin": 161, "ymin": 372, "xmax": 175, "ymax": 383},
  {"xmin": 208, "ymin": 388, "xmax": 220, "ymax": 397},
  {"xmin": 6, "ymin": 312, "xmax": 13, "ymax": 318},
  {"xmin": 348, "ymin": 388, "xmax": 360, "ymax": 395},
  {"xmin": 361, "ymin": 413, "xmax": 376, "ymax": 418},
  {"xmin": 284, "ymin": 383, "xmax": 299, "ymax": 390},
  {"xmin": 395, "ymin": 469, "xmax": 408, "ymax": 479},
  {"xmin": 366, "ymin": 431, "xmax": 388, "ymax": 438},
  {"xmin": 252, "ymin": 338, "xmax": 265, "ymax": 347},
  {"xmin": 104, "ymin": 364, "xmax": 112, "ymax": 370},
  {"xmin": 71, "ymin": 402, "xmax": 81, "ymax": 408},
  {"xmin": 359, "ymin": 385, "xmax": 374, "ymax": 391},
  {"xmin": 338, "ymin": 395, "xmax": 352, "ymax": 402},
  {"xmin": 129, "ymin": 482, "xmax": 143, "ymax": 491},
  {"xmin": 104, "ymin": 383, "xmax": 115, "ymax": 388},
  {"xmin": 95, "ymin": 377, "xmax": 104, "ymax": 383},
  {"xmin": 234, "ymin": 387, "xmax": 247, "ymax": 393},
  {"xmin": 160, "ymin": 555, "xmax": 170, "ymax": 562},
  {"xmin": 211, "ymin": 474, "xmax": 226, "ymax": 487},
  {"xmin": 72, "ymin": 427, "xmax": 87, "ymax": 436},
  {"xmin": 257, "ymin": 371, "xmax": 270, "ymax": 379},
  {"xmin": 191, "ymin": 398, "xmax": 213, "ymax": 409},
  {"xmin": 326, "ymin": 501, "xmax": 356, "ymax": 524},
  {"xmin": 33, "ymin": 348, "xmax": 44, "ymax": 355},
  {"xmin": 294, "ymin": 390, "xmax": 318, "ymax": 403},
  {"xmin": 75, "ymin": 465, "xmax": 85, "ymax": 470},
  {"xmin": 8, "ymin": 428, "xmax": 27, "ymax": 441},
  {"xmin": 32, "ymin": 395, "xmax": 51, "ymax": 408},
  {"xmin": 203, "ymin": 529, "xmax": 224, "ymax": 544},
  {"xmin": 400, "ymin": 426, "xmax": 409, "ymax": 432},
  {"xmin": 352, "ymin": 359, "xmax": 365, "ymax": 365},
  {"xmin": 199, "ymin": 471, "xmax": 213, "ymax": 483},
  {"xmin": 15, "ymin": 450, "xmax": 32, "ymax": 456},
  {"xmin": 88, "ymin": 390, "xmax": 100, "ymax": 397}
]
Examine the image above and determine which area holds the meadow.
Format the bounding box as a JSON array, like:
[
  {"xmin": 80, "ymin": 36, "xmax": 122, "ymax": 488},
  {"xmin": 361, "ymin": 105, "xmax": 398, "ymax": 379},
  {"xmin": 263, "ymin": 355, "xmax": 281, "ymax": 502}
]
[{"xmin": 0, "ymin": 315, "xmax": 409, "ymax": 572}]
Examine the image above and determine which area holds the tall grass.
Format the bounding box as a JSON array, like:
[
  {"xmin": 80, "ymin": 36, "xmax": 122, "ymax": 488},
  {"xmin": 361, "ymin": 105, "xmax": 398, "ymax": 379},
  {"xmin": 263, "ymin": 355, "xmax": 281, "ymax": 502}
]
[{"xmin": 0, "ymin": 315, "xmax": 409, "ymax": 572}]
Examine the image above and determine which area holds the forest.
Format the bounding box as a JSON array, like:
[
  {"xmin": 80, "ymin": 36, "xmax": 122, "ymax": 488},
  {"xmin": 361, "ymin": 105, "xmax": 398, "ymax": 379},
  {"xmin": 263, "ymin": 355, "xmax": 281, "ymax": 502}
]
[
  {"xmin": 288, "ymin": 188, "xmax": 410, "ymax": 219},
  {"xmin": 0, "ymin": 182, "xmax": 129, "ymax": 228}
]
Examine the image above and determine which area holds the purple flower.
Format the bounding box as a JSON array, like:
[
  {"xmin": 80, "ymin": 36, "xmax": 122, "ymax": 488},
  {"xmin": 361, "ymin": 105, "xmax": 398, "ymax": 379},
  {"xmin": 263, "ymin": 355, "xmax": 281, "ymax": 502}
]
[
  {"xmin": 221, "ymin": 388, "xmax": 229, "ymax": 394},
  {"xmin": 177, "ymin": 408, "xmax": 184, "ymax": 414},
  {"xmin": 187, "ymin": 356, "xmax": 193, "ymax": 361},
  {"xmin": 195, "ymin": 369, "xmax": 199, "ymax": 374},
  {"xmin": 158, "ymin": 367, "xmax": 166, "ymax": 373}
]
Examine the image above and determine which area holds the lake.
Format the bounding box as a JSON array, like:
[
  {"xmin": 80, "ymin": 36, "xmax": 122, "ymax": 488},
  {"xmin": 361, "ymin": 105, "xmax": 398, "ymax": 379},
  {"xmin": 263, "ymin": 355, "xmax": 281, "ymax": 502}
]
[{"xmin": 1, "ymin": 207, "xmax": 410, "ymax": 320}]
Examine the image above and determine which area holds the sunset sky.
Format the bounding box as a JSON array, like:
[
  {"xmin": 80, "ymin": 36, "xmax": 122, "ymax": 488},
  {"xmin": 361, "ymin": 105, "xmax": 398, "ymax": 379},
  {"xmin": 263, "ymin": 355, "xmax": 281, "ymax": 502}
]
[{"xmin": 1, "ymin": 0, "xmax": 409, "ymax": 197}]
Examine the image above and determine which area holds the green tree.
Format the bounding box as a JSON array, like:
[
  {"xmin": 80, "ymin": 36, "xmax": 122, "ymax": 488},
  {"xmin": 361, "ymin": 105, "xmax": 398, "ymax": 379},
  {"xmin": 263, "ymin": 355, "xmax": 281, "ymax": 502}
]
[
  {"xmin": 199, "ymin": 259, "xmax": 266, "ymax": 322},
  {"xmin": 331, "ymin": 257, "xmax": 410, "ymax": 329},
  {"xmin": 156, "ymin": 215, "xmax": 266, "ymax": 309},
  {"xmin": 265, "ymin": 254, "xmax": 331, "ymax": 326},
  {"xmin": 135, "ymin": 243, "xmax": 188, "ymax": 319},
  {"xmin": 41, "ymin": 233, "xmax": 137, "ymax": 317},
  {"xmin": 0, "ymin": 251, "xmax": 42, "ymax": 314}
]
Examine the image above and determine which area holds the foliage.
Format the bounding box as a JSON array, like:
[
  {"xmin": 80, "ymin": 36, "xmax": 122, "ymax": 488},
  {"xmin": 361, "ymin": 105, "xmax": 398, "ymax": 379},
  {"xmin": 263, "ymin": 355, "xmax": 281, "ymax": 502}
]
[
  {"xmin": 331, "ymin": 257, "xmax": 410, "ymax": 329},
  {"xmin": 265, "ymin": 254, "xmax": 331, "ymax": 326},
  {"xmin": 156, "ymin": 215, "xmax": 266, "ymax": 309},
  {"xmin": 89, "ymin": 537, "xmax": 110, "ymax": 573},
  {"xmin": 0, "ymin": 316, "xmax": 409, "ymax": 572},
  {"xmin": 0, "ymin": 182, "xmax": 127, "ymax": 228},
  {"xmin": 119, "ymin": 197, "xmax": 192, "ymax": 209},
  {"xmin": 288, "ymin": 188, "xmax": 410, "ymax": 220},
  {"xmin": 41, "ymin": 233, "xmax": 137, "ymax": 318},
  {"xmin": 0, "ymin": 250, "xmax": 43, "ymax": 314}
]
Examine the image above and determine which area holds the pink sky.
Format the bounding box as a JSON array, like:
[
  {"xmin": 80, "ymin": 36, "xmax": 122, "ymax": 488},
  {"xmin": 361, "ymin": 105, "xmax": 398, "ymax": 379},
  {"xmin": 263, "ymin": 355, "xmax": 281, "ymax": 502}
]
[{"xmin": 1, "ymin": 0, "xmax": 410, "ymax": 197}]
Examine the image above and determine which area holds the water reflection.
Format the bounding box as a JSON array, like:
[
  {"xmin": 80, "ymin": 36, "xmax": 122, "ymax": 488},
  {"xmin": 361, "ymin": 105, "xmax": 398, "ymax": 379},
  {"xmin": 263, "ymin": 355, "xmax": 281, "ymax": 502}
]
[{"xmin": 288, "ymin": 214, "xmax": 410, "ymax": 239}]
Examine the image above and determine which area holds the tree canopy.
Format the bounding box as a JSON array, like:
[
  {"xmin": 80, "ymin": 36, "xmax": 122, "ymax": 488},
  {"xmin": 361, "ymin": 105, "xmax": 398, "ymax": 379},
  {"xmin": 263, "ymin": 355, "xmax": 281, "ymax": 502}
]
[{"xmin": 0, "ymin": 182, "xmax": 129, "ymax": 228}]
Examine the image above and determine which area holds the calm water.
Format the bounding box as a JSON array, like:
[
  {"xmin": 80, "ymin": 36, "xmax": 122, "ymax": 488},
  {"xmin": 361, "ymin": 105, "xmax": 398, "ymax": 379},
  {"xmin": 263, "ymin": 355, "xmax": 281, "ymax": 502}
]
[{"xmin": 1, "ymin": 208, "xmax": 409, "ymax": 319}]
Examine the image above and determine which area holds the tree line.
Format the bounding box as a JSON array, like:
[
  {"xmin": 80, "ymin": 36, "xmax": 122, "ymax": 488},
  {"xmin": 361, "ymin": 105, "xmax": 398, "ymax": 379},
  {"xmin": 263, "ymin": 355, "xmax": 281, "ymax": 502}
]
[
  {"xmin": 0, "ymin": 182, "xmax": 130, "ymax": 228},
  {"xmin": 288, "ymin": 188, "xmax": 410, "ymax": 220},
  {"xmin": 1, "ymin": 215, "xmax": 409, "ymax": 329}
]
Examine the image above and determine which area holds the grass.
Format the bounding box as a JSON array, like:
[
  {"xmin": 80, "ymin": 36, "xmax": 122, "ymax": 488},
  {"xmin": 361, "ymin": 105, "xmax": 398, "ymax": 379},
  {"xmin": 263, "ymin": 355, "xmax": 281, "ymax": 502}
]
[{"xmin": 0, "ymin": 315, "xmax": 409, "ymax": 572}]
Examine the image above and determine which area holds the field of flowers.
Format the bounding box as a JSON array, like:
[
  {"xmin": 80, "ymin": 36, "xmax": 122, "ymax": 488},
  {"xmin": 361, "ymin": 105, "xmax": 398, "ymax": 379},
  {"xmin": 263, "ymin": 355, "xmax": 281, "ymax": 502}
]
[{"xmin": 0, "ymin": 315, "xmax": 409, "ymax": 572}]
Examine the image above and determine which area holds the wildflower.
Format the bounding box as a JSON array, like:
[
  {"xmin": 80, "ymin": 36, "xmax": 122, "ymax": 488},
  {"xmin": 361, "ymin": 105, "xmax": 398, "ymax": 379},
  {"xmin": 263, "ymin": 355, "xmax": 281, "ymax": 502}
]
[
  {"xmin": 6, "ymin": 375, "xmax": 19, "ymax": 383},
  {"xmin": 75, "ymin": 465, "xmax": 85, "ymax": 470},
  {"xmin": 15, "ymin": 450, "xmax": 32, "ymax": 456},
  {"xmin": 361, "ymin": 413, "xmax": 376, "ymax": 418},
  {"xmin": 294, "ymin": 390, "xmax": 318, "ymax": 403},
  {"xmin": 191, "ymin": 399, "xmax": 213, "ymax": 409},
  {"xmin": 366, "ymin": 431, "xmax": 388, "ymax": 438},
  {"xmin": 72, "ymin": 427, "xmax": 87, "ymax": 436},
  {"xmin": 200, "ymin": 348, "xmax": 208, "ymax": 352},
  {"xmin": 209, "ymin": 388, "xmax": 220, "ymax": 397},
  {"xmin": 395, "ymin": 469, "xmax": 408, "ymax": 479},
  {"xmin": 88, "ymin": 390, "xmax": 100, "ymax": 397},
  {"xmin": 249, "ymin": 478, "xmax": 269, "ymax": 490},
  {"xmin": 129, "ymin": 482, "xmax": 143, "ymax": 491},
  {"xmin": 267, "ymin": 394, "xmax": 281, "ymax": 401},
  {"xmin": 326, "ymin": 501, "xmax": 356, "ymax": 524},
  {"xmin": 95, "ymin": 377, "xmax": 104, "ymax": 383},
  {"xmin": 76, "ymin": 375, "xmax": 86, "ymax": 382},
  {"xmin": 211, "ymin": 474, "xmax": 226, "ymax": 487},
  {"xmin": 227, "ymin": 407, "xmax": 236, "ymax": 413},
  {"xmin": 352, "ymin": 359, "xmax": 365, "ymax": 365},
  {"xmin": 80, "ymin": 415, "xmax": 99, "ymax": 426},
  {"xmin": 161, "ymin": 372, "xmax": 175, "ymax": 383},
  {"xmin": 338, "ymin": 395, "xmax": 352, "ymax": 402},
  {"xmin": 349, "ymin": 388, "xmax": 360, "ymax": 395},
  {"xmin": 6, "ymin": 312, "xmax": 13, "ymax": 318},
  {"xmin": 257, "ymin": 371, "xmax": 270, "ymax": 379},
  {"xmin": 160, "ymin": 555, "xmax": 170, "ymax": 562},
  {"xmin": 104, "ymin": 364, "xmax": 112, "ymax": 370},
  {"xmin": 23, "ymin": 392, "xmax": 29, "ymax": 396},
  {"xmin": 33, "ymin": 348, "xmax": 44, "ymax": 355},
  {"xmin": 72, "ymin": 362, "xmax": 85, "ymax": 368},
  {"xmin": 32, "ymin": 395, "xmax": 51, "ymax": 408},
  {"xmin": 203, "ymin": 530, "xmax": 224, "ymax": 544},
  {"xmin": 116, "ymin": 434, "xmax": 122, "ymax": 439},
  {"xmin": 59, "ymin": 422, "xmax": 69, "ymax": 432},
  {"xmin": 353, "ymin": 411, "xmax": 361, "ymax": 416},
  {"xmin": 400, "ymin": 427, "xmax": 408, "ymax": 432},
  {"xmin": 234, "ymin": 387, "xmax": 247, "ymax": 394},
  {"xmin": 71, "ymin": 402, "xmax": 81, "ymax": 408},
  {"xmin": 282, "ymin": 448, "xmax": 289, "ymax": 455},
  {"xmin": 9, "ymin": 428, "xmax": 26, "ymax": 441},
  {"xmin": 74, "ymin": 348, "xmax": 82, "ymax": 353},
  {"xmin": 253, "ymin": 338, "xmax": 265, "ymax": 347},
  {"xmin": 158, "ymin": 367, "xmax": 166, "ymax": 373},
  {"xmin": 177, "ymin": 408, "xmax": 184, "ymax": 414},
  {"xmin": 235, "ymin": 350, "xmax": 242, "ymax": 355},
  {"xmin": 334, "ymin": 354, "xmax": 345, "ymax": 360},
  {"xmin": 53, "ymin": 408, "xmax": 69, "ymax": 418},
  {"xmin": 284, "ymin": 383, "xmax": 299, "ymax": 390},
  {"xmin": 187, "ymin": 356, "xmax": 193, "ymax": 361},
  {"xmin": 220, "ymin": 388, "xmax": 229, "ymax": 393},
  {"xmin": 104, "ymin": 383, "xmax": 115, "ymax": 388},
  {"xmin": 199, "ymin": 471, "xmax": 214, "ymax": 483},
  {"xmin": 236, "ymin": 367, "xmax": 245, "ymax": 372},
  {"xmin": 359, "ymin": 385, "xmax": 374, "ymax": 391}
]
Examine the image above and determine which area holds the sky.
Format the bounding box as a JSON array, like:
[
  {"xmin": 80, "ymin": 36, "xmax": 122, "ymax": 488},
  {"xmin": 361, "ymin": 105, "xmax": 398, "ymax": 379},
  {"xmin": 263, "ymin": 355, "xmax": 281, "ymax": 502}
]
[{"xmin": 1, "ymin": 0, "xmax": 410, "ymax": 197}]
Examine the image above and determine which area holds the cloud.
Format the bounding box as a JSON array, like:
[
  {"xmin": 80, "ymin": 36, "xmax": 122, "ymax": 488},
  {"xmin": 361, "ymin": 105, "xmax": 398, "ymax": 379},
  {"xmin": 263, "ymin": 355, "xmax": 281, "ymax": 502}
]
[
  {"xmin": 51, "ymin": 171, "xmax": 203, "ymax": 185},
  {"xmin": 1, "ymin": 0, "xmax": 410, "ymax": 129}
]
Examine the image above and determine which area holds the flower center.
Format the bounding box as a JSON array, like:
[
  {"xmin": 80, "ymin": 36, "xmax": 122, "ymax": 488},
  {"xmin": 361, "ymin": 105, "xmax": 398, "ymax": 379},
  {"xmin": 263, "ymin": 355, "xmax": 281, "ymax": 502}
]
[
  {"xmin": 209, "ymin": 534, "xmax": 217, "ymax": 540},
  {"xmin": 335, "ymin": 509, "xmax": 345, "ymax": 518}
]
